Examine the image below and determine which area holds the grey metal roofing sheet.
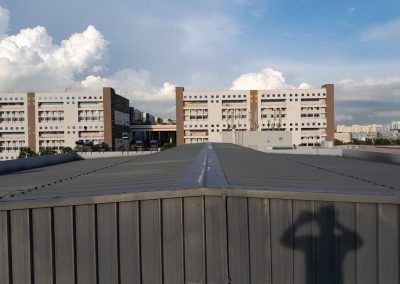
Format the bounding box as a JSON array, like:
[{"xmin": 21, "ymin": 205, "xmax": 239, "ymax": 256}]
[
  {"xmin": 212, "ymin": 143, "xmax": 399, "ymax": 194},
  {"xmin": 0, "ymin": 143, "xmax": 399, "ymax": 203}
]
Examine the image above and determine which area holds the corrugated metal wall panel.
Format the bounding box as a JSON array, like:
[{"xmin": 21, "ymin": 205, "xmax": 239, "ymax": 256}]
[
  {"xmin": 227, "ymin": 197, "xmax": 250, "ymax": 284},
  {"xmin": 97, "ymin": 203, "xmax": 119, "ymax": 284},
  {"xmin": 270, "ymin": 198, "xmax": 294, "ymax": 284},
  {"xmin": 335, "ymin": 202, "xmax": 357, "ymax": 284},
  {"xmin": 1, "ymin": 192, "xmax": 400, "ymax": 284},
  {"xmin": 119, "ymin": 201, "xmax": 141, "ymax": 284},
  {"xmin": 205, "ymin": 196, "xmax": 229, "ymax": 284},
  {"xmin": 292, "ymin": 200, "xmax": 314, "ymax": 284},
  {"xmin": 0, "ymin": 210, "xmax": 10, "ymax": 284},
  {"xmin": 248, "ymin": 198, "xmax": 271, "ymax": 284},
  {"xmin": 53, "ymin": 206, "xmax": 75, "ymax": 284},
  {"xmin": 32, "ymin": 207, "xmax": 53, "ymax": 284},
  {"xmin": 356, "ymin": 203, "xmax": 378, "ymax": 284},
  {"xmin": 75, "ymin": 205, "xmax": 97, "ymax": 284},
  {"xmin": 10, "ymin": 209, "xmax": 31, "ymax": 284},
  {"xmin": 378, "ymin": 204, "xmax": 399, "ymax": 284},
  {"xmin": 183, "ymin": 196, "xmax": 206, "ymax": 283},
  {"xmin": 140, "ymin": 199, "xmax": 162, "ymax": 284},
  {"xmin": 162, "ymin": 198, "xmax": 184, "ymax": 284}
]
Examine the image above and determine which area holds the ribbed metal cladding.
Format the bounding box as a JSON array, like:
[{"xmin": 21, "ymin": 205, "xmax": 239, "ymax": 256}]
[{"xmin": 0, "ymin": 191, "xmax": 399, "ymax": 284}]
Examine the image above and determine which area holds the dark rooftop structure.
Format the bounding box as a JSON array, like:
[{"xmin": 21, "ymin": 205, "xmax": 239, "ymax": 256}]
[{"xmin": 1, "ymin": 143, "xmax": 399, "ymax": 284}]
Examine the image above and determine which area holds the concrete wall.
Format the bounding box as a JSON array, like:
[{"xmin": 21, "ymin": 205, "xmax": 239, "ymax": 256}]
[
  {"xmin": 0, "ymin": 188, "xmax": 399, "ymax": 284},
  {"xmin": 0, "ymin": 153, "xmax": 81, "ymax": 175},
  {"xmin": 343, "ymin": 149, "xmax": 400, "ymax": 165},
  {"xmin": 221, "ymin": 130, "xmax": 292, "ymax": 151},
  {"xmin": 265, "ymin": 147, "xmax": 343, "ymax": 156}
]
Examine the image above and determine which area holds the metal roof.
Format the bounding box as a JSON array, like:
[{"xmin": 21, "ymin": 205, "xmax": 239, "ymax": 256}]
[{"xmin": 0, "ymin": 143, "xmax": 399, "ymax": 203}]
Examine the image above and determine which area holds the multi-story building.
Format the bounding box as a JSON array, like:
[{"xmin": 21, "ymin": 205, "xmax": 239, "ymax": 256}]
[
  {"xmin": 0, "ymin": 87, "xmax": 129, "ymax": 160},
  {"xmin": 176, "ymin": 84, "xmax": 334, "ymax": 146},
  {"xmin": 390, "ymin": 121, "xmax": 400, "ymax": 130},
  {"xmin": 336, "ymin": 124, "xmax": 385, "ymax": 134},
  {"xmin": 0, "ymin": 93, "xmax": 30, "ymax": 160}
]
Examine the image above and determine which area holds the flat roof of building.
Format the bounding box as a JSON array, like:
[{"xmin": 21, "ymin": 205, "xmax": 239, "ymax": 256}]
[{"xmin": 0, "ymin": 143, "xmax": 399, "ymax": 204}]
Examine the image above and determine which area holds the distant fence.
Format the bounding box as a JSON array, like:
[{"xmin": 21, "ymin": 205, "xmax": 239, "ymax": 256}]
[
  {"xmin": 77, "ymin": 150, "xmax": 155, "ymax": 159},
  {"xmin": 0, "ymin": 153, "xmax": 81, "ymax": 175},
  {"xmin": 0, "ymin": 188, "xmax": 399, "ymax": 284}
]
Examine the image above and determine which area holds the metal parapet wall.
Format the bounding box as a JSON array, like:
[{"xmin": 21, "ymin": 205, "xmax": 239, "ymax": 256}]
[{"xmin": 0, "ymin": 188, "xmax": 399, "ymax": 284}]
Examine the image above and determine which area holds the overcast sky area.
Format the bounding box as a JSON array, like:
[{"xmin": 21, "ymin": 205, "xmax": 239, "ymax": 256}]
[{"xmin": 0, "ymin": 0, "xmax": 399, "ymax": 123}]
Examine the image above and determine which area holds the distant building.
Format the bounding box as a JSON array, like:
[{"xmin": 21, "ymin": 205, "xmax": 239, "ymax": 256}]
[
  {"xmin": 176, "ymin": 84, "xmax": 334, "ymax": 146},
  {"xmin": 335, "ymin": 124, "xmax": 386, "ymax": 142},
  {"xmin": 0, "ymin": 87, "xmax": 129, "ymax": 160},
  {"xmin": 142, "ymin": 112, "xmax": 155, "ymax": 124},
  {"xmin": 336, "ymin": 124, "xmax": 385, "ymax": 134},
  {"xmin": 334, "ymin": 132, "xmax": 352, "ymax": 143},
  {"xmin": 391, "ymin": 121, "xmax": 400, "ymax": 130}
]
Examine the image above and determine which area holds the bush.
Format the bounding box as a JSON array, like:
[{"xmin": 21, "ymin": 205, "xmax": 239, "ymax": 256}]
[
  {"xmin": 60, "ymin": 146, "xmax": 73, "ymax": 154},
  {"xmin": 161, "ymin": 142, "xmax": 175, "ymax": 150},
  {"xmin": 39, "ymin": 147, "xmax": 57, "ymax": 156},
  {"xmin": 334, "ymin": 139, "xmax": 344, "ymax": 146},
  {"xmin": 101, "ymin": 142, "xmax": 110, "ymax": 151},
  {"xmin": 18, "ymin": 147, "xmax": 37, "ymax": 158},
  {"xmin": 374, "ymin": 138, "xmax": 391, "ymax": 145}
]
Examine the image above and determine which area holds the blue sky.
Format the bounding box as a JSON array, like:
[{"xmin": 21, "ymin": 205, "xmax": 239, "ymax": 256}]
[{"xmin": 0, "ymin": 0, "xmax": 399, "ymax": 122}]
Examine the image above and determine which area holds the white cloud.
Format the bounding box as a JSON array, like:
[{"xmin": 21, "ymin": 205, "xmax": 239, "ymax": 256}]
[
  {"xmin": 362, "ymin": 18, "xmax": 400, "ymax": 41},
  {"xmin": 336, "ymin": 75, "xmax": 400, "ymax": 101},
  {"xmin": 335, "ymin": 113, "xmax": 353, "ymax": 122},
  {"xmin": 0, "ymin": 6, "xmax": 176, "ymax": 118},
  {"xmin": 81, "ymin": 70, "xmax": 176, "ymax": 117},
  {"xmin": 0, "ymin": 22, "xmax": 108, "ymax": 91},
  {"xmin": 230, "ymin": 68, "xmax": 311, "ymax": 90},
  {"xmin": 181, "ymin": 12, "xmax": 239, "ymax": 56},
  {"xmin": 0, "ymin": 6, "xmax": 9, "ymax": 36}
]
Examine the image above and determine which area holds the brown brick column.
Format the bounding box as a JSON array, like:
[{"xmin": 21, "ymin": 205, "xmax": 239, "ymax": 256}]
[
  {"xmin": 250, "ymin": 90, "xmax": 258, "ymax": 131},
  {"xmin": 322, "ymin": 84, "xmax": 334, "ymax": 141},
  {"xmin": 103, "ymin": 87, "xmax": 113, "ymax": 149},
  {"xmin": 27, "ymin": 92, "xmax": 36, "ymax": 151},
  {"xmin": 176, "ymin": 87, "xmax": 184, "ymax": 146}
]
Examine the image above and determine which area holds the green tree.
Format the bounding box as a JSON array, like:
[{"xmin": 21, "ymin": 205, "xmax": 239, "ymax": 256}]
[
  {"xmin": 18, "ymin": 147, "xmax": 37, "ymax": 158},
  {"xmin": 374, "ymin": 138, "xmax": 391, "ymax": 145},
  {"xmin": 61, "ymin": 146, "xmax": 73, "ymax": 154},
  {"xmin": 334, "ymin": 139, "xmax": 344, "ymax": 146}
]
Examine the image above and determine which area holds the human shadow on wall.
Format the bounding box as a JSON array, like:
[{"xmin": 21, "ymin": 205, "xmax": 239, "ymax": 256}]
[{"xmin": 281, "ymin": 205, "xmax": 362, "ymax": 284}]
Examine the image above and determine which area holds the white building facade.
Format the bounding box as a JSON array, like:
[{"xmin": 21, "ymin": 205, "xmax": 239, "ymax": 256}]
[
  {"xmin": 0, "ymin": 87, "xmax": 129, "ymax": 160},
  {"xmin": 176, "ymin": 85, "xmax": 334, "ymax": 146},
  {"xmin": 0, "ymin": 93, "xmax": 29, "ymax": 160}
]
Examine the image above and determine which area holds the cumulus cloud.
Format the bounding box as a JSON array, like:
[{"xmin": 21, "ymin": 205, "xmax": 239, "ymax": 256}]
[
  {"xmin": 230, "ymin": 68, "xmax": 311, "ymax": 90},
  {"xmin": 362, "ymin": 18, "xmax": 400, "ymax": 41},
  {"xmin": 82, "ymin": 70, "xmax": 176, "ymax": 116},
  {"xmin": 0, "ymin": 6, "xmax": 176, "ymax": 118},
  {"xmin": 181, "ymin": 12, "xmax": 239, "ymax": 56},
  {"xmin": 0, "ymin": 21, "xmax": 108, "ymax": 91}
]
